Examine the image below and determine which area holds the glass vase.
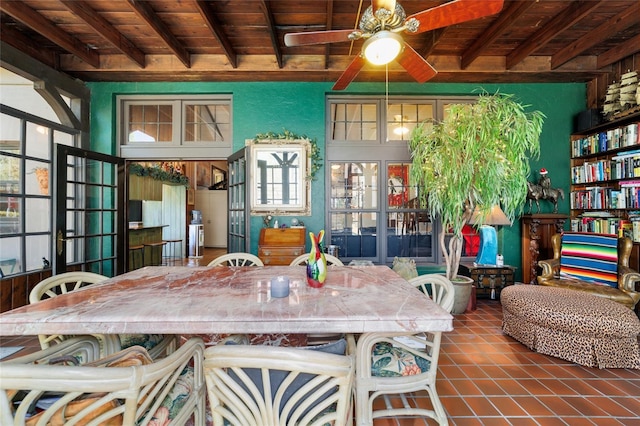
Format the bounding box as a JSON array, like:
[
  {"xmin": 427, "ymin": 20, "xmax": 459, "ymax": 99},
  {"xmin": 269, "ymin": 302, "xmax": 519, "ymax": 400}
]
[{"xmin": 306, "ymin": 230, "xmax": 327, "ymax": 288}]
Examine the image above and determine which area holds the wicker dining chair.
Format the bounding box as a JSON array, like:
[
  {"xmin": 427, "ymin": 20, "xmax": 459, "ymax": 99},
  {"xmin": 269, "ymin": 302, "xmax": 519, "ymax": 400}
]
[
  {"xmin": 29, "ymin": 272, "xmax": 121, "ymax": 355},
  {"xmin": 288, "ymin": 253, "xmax": 344, "ymax": 266},
  {"xmin": 204, "ymin": 335, "xmax": 356, "ymax": 426},
  {"xmin": 1, "ymin": 337, "xmax": 206, "ymax": 426},
  {"xmin": 207, "ymin": 252, "xmax": 264, "ymax": 267},
  {"xmin": 355, "ymin": 274, "xmax": 454, "ymax": 426},
  {"xmin": 29, "ymin": 271, "xmax": 177, "ymax": 358},
  {"xmin": 1, "ymin": 336, "xmax": 102, "ymax": 366}
]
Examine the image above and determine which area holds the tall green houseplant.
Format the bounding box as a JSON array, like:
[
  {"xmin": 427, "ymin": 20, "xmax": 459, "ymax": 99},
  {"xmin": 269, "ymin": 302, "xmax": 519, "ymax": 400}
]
[{"xmin": 409, "ymin": 92, "xmax": 544, "ymax": 280}]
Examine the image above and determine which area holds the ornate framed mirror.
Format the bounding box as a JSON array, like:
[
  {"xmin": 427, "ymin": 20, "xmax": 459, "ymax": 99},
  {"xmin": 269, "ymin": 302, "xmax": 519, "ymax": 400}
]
[{"xmin": 248, "ymin": 138, "xmax": 311, "ymax": 215}]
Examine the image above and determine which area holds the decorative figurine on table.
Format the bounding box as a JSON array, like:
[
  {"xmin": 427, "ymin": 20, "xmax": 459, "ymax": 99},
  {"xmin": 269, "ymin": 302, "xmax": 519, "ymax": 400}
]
[
  {"xmin": 307, "ymin": 230, "xmax": 327, "ymax": 288},
  {"xmin": 526, "ymin": 168, "xmax": 564, "ymax": 214},
  {"xmin": 263, "ymin": 215, "xmax": 272, "ymax": 228},
  {"xmin": 538, "ymin": 168, "xmax": 551, "ymax": 197}
]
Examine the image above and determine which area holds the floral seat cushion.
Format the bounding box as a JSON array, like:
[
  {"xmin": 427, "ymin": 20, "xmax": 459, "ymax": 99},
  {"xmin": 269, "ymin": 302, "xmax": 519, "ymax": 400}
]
[
  {"xmin": 119, "ymin": 334, "xmax": 166, "ymax": 351},
  {"xmin": 371, "ymin": 342, "xmax": 430, "ymax": 377},
  {"xmin": 147, "ymin": 366, "xmax": 194, "ymax": 426},
  {"xmin": 179, "ymin": 333, "xmax": 308, "ymax": 347}
]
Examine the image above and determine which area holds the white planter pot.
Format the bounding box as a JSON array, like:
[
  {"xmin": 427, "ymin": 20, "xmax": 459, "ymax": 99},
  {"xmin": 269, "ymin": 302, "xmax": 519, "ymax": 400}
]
[{"xmin": 451, "ymin": 276, "xmax": 474, "ymax": 314}]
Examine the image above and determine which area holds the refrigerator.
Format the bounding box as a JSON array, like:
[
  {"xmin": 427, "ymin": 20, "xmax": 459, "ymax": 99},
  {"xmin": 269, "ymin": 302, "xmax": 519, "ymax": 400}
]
[{"xmin": 188, "ymin": 223, "xmax": 204, "ymax": 258}]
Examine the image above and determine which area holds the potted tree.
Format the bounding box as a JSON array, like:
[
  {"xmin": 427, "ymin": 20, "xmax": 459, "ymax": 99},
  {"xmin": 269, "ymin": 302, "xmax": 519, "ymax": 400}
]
[{"xmin": 409, "ymin": 91, "xmax": 544, "ymax": 312}]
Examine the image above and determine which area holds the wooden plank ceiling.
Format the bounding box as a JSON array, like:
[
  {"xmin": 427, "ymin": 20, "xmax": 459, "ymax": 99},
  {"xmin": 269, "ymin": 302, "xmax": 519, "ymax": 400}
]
[{"xmin": 1, "ymin": 0, "xmax": 639, "ymax": 87}]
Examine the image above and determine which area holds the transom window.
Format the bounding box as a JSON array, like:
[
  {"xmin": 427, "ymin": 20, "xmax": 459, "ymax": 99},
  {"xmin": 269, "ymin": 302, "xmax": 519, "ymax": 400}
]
[
  {"xmin": 184, "ymin": 103, "xmax": 230, "ymax": 143},
  {"xmin": 386, "ymin": 103, "xmax": 434, "ymax": 141},
  {"xmin": 330, "ymin": 102, "xmax": 378, "ymax": 141},
  {"xmin": 118, "ymin": 95, "xmax": 233, "ymax": 159},
  {"xmin": 128, "ymin": 104, "xmax": 174, "ymax": 143}
]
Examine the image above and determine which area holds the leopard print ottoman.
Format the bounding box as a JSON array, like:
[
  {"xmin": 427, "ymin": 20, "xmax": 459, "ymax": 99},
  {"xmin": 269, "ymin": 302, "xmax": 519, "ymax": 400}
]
[{"xmin": 500, "ymin": 285, "xmax": 640, "ymax": 369}]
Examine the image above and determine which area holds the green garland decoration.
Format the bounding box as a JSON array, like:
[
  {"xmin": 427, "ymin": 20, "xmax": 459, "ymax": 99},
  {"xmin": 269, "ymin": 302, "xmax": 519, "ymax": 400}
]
[
  {"xmin": 129, "ymin": 163, "xmax": 189, "ymax": 186},
  {"xmin": 253, "ymin": 129, "xmax": 323, "ymax": 181}
]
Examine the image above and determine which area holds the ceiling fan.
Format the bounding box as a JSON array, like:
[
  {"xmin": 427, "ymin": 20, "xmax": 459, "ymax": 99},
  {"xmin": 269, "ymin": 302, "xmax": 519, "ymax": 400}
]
[{"xmin": 284, "ymin": 0, "xmax": 505, "ymax": 90}]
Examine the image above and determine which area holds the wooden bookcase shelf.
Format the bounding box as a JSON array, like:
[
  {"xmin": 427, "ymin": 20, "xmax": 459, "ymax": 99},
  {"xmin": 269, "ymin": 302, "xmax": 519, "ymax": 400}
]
[
  {"xmin": 569, "ymin": 112, "xmax": 640, "ymax": 317},
  {"xmin": 569, "ymin": 111, "xmax": 640, "ymax": 237}
]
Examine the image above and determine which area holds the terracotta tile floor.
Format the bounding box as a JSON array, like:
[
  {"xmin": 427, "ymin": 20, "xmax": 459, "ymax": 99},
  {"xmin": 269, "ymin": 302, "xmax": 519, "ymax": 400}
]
[
  {"xmin": 2, "ymin": 292, "xmax": 639, "ymax": 425},
  {"xmin": 373, "ymin": 299, "xmax": 640, "ymax": 426}
]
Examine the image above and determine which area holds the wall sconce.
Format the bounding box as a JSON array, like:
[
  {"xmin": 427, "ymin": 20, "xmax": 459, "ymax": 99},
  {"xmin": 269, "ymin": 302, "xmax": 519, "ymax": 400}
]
[
  {"xmin": 362, "ymin": 31, "xmax": 403, "ymax": 65},
  {"xmin": 471, "ymin": 205, "xmax": 511, "ymax": 265}
]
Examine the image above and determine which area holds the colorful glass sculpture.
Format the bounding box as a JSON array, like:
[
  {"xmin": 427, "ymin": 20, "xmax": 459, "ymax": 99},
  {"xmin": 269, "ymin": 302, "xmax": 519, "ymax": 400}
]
[{"xmin": 306, "ymin": 230, "xmax": 327, "ymax": 288}]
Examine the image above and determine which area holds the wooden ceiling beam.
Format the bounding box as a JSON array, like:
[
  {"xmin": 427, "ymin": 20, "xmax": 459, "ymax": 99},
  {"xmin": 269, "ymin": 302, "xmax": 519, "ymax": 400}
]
[
  {"xmin": 506, "ymin": 0, "xmax": 604, "ymax": 70},
  {"xmin": 552, "ymin": 2, "xmax": 640, "ymax": 69},
  {"xmin": 60, "ymin": 0, "xmax": 145, "ymax": 68},
  {"xmin": 60, "ymin": 53, "xmax": 603, "ymax": 76},
  {"xmin": 324, "ymin": 0, "xmax": 334, "ymax": 70},
  {"xmin": 194, "ymin": 0, "xmax": 238, "ymax": 68},
  {"xmin": 419, "ymin": 28, "xmax": 446, "ymax": 59},
  {"xmin": 0, "ymin": 1, "xmax": 100, "ymax": 68},
  {"xmin": 258, "ymin": 0, "xmax": 283, "ymax": 69},
  {"xmin": 126, "ymin": 0, "xmax": 190, "ymax": 68},
  {"xmin": 58, "ymin": 50, "xmax": 609, "ymax": 83},
  {"xmin": 0, "ymin": 24, "xmax": 58, "ymax": 69},
  {"xmin": 63, "ymin": 69, "xmax": 607, "ymax": 84},
  {"xmin": 597, "ymin": 34, "xmax": 640, "ymax": 69},
  {"xmin": 461, "ymin": 0, "xmax": 535, "ymax": 69}
]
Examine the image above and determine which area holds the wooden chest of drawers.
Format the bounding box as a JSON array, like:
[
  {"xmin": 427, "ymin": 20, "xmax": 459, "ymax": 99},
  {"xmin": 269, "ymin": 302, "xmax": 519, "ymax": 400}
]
[{"xmin": 258, "ymin": 228, "xmax": 306, "ymax": 265}]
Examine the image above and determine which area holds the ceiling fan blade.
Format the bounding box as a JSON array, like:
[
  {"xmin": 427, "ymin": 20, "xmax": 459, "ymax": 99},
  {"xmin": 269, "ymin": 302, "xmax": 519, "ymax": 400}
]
[
  {"xmin": 372, "ymin": 0, "xmax": 396, "ymax": 14},
  {"xmin": 332, "ymin": 55, "xmax": 366, "ymax": 91},
  {"xmin": 284, "ymin": 29, "xmax": 355, "ymax": 47},
  {"xmin": 407, "ymin": 0, "xmax": 504, "ymax": 35},
  {"xmin": 396, "ymin": 44, "xmax": 437, "ymax": 83}
]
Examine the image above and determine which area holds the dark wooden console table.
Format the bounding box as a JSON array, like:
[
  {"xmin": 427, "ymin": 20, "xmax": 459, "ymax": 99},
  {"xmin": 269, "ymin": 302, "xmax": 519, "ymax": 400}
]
[
  {"xmin": 459, "ymin": 263, "xmax": 516, "ymax": 300},
  {"xmin": 520, "ymin": 214, "xmax": 567, "ymax": 285}
]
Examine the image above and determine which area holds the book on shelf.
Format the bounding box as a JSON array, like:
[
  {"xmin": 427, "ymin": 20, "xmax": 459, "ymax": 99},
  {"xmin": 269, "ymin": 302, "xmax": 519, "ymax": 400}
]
[
  {"xmin": 572, "ymin": 215, "xmax": 626, "ymax": 235},
  {"xmin": 611, "ymin": 149, "xmax": 640, "ymax": 160},
  {"xmin": 572, "ymin": 123, "xmax": 640, "ymax": 158},
  {"xmin": 619, "ymin": 220, "xmax": 633, "ymax": 239},
  {"xmin": 633, "ymin": 219, "xmax": 640, "ymax": 243},
  {"xmin": 581, "ymin": 211, "xmax": 616, "ymax": 217}
]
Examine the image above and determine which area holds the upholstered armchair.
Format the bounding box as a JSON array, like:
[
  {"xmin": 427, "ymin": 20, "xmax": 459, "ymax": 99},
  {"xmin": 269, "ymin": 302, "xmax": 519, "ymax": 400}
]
[{"xmin": 537, "ymin": 233, "xmax": 640, "ymax": 309}]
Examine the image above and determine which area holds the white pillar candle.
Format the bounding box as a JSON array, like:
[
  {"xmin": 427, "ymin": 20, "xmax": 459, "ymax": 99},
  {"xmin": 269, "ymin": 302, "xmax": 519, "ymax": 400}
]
[{"xmin": 271, "ymin": 275, "xmax": 290, "ymax": 298}]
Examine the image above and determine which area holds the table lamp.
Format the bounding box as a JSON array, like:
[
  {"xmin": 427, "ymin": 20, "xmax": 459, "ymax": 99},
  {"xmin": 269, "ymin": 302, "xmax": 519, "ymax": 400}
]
[{"xmin": 471, "ymin": 205, "xmax": 511, "ymax": 265}]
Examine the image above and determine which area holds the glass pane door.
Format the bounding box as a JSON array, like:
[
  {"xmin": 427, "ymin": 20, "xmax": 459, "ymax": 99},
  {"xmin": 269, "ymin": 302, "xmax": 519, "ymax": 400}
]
[
  {"xmin": 227, "ymin": 148, "xmax": 248, "ymax": 252},
  {"xmin": 328, "ymin": 162, "xmax": 379, "ymax": 261},
  {"xmin": 385, "ymin": 162, "xmax": 434, "ymax": 261},
  {"xmin": 55, "ymin": 144, "xmax": 125, "ymax": 276}
]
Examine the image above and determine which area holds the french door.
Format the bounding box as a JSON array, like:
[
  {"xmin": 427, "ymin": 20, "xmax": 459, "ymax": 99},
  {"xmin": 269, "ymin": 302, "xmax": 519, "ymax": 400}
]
[
  {"xmin": 227, "ymin": 147, "xmax": 249, "ymax": 252},
  {"xmin": 54, "ymin": 144, "xmax": 125, "ymax": 276}
]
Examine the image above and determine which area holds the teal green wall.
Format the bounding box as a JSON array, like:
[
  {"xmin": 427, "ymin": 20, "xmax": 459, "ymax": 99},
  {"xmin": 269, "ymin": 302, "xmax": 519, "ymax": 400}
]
[{"xmin": 87, "ymin": 81, "xmax": 586, "ymax": 279}]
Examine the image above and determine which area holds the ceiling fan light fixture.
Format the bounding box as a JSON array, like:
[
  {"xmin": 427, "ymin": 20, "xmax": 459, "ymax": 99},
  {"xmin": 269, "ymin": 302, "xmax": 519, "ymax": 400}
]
[{"xmin": 362, "ymin": 31, "xmax": 403, "ymax": 66}]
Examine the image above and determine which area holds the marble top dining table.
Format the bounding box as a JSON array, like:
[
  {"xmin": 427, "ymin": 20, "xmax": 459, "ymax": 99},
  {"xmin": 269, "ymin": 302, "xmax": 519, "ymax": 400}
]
[{"xmin": 0, "ymin": 265, "xmax": 453, "ymax": 336}]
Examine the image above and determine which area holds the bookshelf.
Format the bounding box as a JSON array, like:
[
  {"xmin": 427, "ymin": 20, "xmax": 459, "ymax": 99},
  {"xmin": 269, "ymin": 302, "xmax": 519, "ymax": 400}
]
[{"xmin": 570, "ymin": 111, "xmax": 640, "ymax": 241}]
